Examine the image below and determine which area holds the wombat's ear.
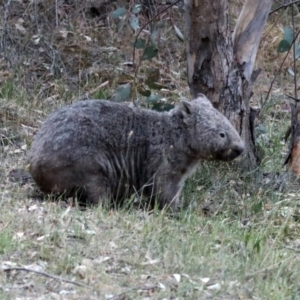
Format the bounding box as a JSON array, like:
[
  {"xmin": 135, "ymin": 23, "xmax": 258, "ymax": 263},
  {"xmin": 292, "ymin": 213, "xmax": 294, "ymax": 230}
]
[
  {"xmin": 181, "ymin": 100, "xmax": 193, "ymax": 114},
  {"xmin": 179, "ymin": 100, "xmax": 193, "ymax": 121}
]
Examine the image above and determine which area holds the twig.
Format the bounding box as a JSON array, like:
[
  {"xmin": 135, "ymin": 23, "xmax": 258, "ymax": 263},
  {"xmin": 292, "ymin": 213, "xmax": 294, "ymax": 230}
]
[
  {"xmin": 111, "ymin": 285, "xmax": 157, "ymax": 300},
  {"xmin": 285, "ymin": 94, "xmax": 300, "ymax": 102},
  {"xmin": 3, "ymin": 267, "xmax": 88, "ymax": 287},
  {"xmin": 285, "ymin": 246, "xmax": 300, "ymax": 253},
  {"xmin": 134, "ymin": 35, "xmax": 151, "ymax": 81},
  {"xmin": 269, "ymin": 0, "xmax": 300, "ymax": 15},
  {"xmin": 132, "ymin": 0, "xmax": 182, "ymax": 69},
  {"xmin": 131, "ymin": 0, "xmax": 182, "ymax": 101},
  {"xmin": 260, "ymin": 28, "xmax": 300, "ymax": 115},
  {"xmin": 87, "ymin": 80, "xmax": 109, "ymax": 97}
]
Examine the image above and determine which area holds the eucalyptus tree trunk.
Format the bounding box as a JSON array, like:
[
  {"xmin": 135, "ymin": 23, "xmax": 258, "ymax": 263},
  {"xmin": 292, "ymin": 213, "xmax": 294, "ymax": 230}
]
[
  {"xmin": 285, "ymin": 103, "xmax": 300, "ymax": 174},
  {"xmin": 283, "ymin": 5, "xmax": 300, "ymax": 175},
  {"xmin": 185, "ymin": 0, "xmax": 272, "ymax": 169}
]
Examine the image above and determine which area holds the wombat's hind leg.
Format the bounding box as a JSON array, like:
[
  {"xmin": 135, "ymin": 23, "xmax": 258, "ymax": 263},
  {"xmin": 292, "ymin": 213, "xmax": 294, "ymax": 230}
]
[{"xmin": 81, "ymin": 175, "xmax": 112, "ymax": 208}]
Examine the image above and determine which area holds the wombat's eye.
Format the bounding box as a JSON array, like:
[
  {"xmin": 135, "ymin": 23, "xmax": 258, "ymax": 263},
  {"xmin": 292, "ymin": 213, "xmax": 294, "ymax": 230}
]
[{"xmin": 219, "ymin": 133, "xmax": 226, "ymax": 138}]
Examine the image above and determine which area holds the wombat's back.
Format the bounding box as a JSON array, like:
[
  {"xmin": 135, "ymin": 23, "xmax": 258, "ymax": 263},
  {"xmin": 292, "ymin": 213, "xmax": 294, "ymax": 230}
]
[{"xmin": 30, "ymin": 100, "xmax": 147, "ymax": 154}]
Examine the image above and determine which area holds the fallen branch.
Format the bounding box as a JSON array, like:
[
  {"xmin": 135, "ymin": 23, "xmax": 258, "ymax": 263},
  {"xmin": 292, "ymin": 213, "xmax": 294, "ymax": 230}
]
[
  {"xmin": 111, "ymin": 285, "xmax": 157, "ymax": 300},
  {"xmin": 3, "ymin": 267, "xmax": 88, "ymax": 287}
]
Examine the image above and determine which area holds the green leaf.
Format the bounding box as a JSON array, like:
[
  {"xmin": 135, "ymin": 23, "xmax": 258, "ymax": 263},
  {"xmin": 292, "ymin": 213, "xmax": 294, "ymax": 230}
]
[
  {"xmin": 141, "ymin": 46, "xmax": 158, "ymax": 61},
  {"xmin": 91, "ymin": 89, "xmax": 108, "ymax": 99},
  {"xmin": 277, "ymin": 39, "xmax": 290, "ymax": 53},
  {"xmin": 255, "ymin": 124, "xmax": 267, "ymax": 136},
  {"xmin": 283, "ymin": 26, "xmax": 294, "ymax": 45},
  {"xmin": 174, "ymin": 25, "xmax": 184, "ymax": 42},
  {"xmin": 132, "ymin": 4, "xmax": 143, "ymax": 14},
  {"xmin": 253, "ymin": 239, "xmax": 261, "ymax": 253},
  {"xmin": 113, "ymin": 83, "xmax": 131, "ymax": 102},
  {"xmin": 134, "ymin": 38, "xmax": 146, "ymax": 49},
  {"xmin": 130, "ymin": 16, "xmax": 140, "ymax": 32},
  {"xmin": 112, "ymin": 7, "xmax": 126, "ymax": 19},
  {"xmin": 146, "ymin": 94, "xmax": 161, "ymax": 103},
  {"xmin": 277, "ymin": 27, "xmax": 294, "ymax": 53}
]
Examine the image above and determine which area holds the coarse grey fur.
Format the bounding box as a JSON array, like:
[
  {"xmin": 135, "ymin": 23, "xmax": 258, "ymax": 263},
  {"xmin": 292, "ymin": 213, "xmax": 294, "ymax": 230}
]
[{"xmin": 27, "ymin": 94, "xmax": 244, "ymax": 210}]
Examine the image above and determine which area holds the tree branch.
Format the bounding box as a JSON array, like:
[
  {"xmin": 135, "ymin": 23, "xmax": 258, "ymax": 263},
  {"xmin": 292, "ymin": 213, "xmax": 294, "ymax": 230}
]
[
  {"xmin": 269, "ymin": 0, "xmax": 300, "ymax": 15},
  {"xmin": 3, "ymin": 267, "xmax": 88, "ymax": 287},
  {"xmin": 260, "ymin": 28, "xmax": 300, "ymax": 115},
  {"xmin": 132, "ymin": 0, "xmax": 182, "ymax": 68}
]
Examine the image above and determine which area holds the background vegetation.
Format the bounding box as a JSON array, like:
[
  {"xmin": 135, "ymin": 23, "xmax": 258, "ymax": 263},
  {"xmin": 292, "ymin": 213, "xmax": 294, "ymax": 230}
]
[{"xmin": 1, "ymin": 0, "xmax": 300, "ymax": 299}]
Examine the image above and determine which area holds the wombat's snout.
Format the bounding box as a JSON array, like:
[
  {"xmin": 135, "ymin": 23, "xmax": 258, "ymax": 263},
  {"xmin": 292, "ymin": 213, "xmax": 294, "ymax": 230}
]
[
  {"xmin": 231, "ymin": 142, "xmax": 244, "ymax": 159},
  {"xmin": 214, "ymin": 140, "xmax": 244, "ymax": 161},
  {"xmin": 217, "ymin": 129, "xmax": 244, "ymax": 160}
]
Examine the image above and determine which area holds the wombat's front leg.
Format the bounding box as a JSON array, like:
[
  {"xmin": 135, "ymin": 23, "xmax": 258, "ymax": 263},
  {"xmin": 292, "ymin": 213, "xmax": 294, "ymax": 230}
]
[{"xmin": 155, "ymin": 177, "xmax": 183, "ymax": 212}]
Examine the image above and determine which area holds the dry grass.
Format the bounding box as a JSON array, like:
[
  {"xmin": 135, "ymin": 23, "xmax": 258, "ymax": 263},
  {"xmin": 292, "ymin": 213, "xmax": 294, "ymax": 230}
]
[
  {"xmin": 2, "ymin": 147, "xmax": 300, "ymax": 299},
  {"xmin": 1, "ymin": 1, "xmax": 300, "ymax": 299}
]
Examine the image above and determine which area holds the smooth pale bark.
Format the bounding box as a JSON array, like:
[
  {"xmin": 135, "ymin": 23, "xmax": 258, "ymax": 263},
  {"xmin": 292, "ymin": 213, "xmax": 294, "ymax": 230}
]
[
  {"xmin": 233, "ymin": 0, "xmax": 272, "ymax": 81},
  {"xmin": 185, "ymin": 0, "xmax": 272, "ymax": 169}
]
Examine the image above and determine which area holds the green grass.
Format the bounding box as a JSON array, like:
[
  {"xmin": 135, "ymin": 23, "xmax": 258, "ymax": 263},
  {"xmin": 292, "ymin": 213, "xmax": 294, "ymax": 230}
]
[
  {"xmin": 2, "ymin": 133, "xmax": 300, "ymax": 299},
  {"xmin": 1, "ymin": 75, "xmax": 299, "ymax": 299},
  {"xmin": 0, "ymin": 229, "xmax": 15, "ymax": 254},
  {"xmin": 1, "ymin": 192, "xmax": 300, "ymax": 299}
]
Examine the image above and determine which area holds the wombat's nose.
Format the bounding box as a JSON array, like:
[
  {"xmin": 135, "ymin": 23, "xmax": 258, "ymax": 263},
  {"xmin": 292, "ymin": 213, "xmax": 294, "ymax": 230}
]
[{"xmin": 232, "ymin": 142, "xmax": 244, "ymax": 158}]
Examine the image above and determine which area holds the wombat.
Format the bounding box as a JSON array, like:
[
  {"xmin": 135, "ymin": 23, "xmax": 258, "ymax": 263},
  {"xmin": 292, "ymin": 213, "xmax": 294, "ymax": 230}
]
[{"xmin": 27, "ymin": 94, "xmax": 244, "ymax": 210}]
